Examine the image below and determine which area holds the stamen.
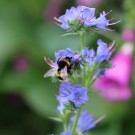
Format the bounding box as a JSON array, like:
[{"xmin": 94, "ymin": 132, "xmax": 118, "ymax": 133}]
[
  {"xmin": 109, "ymin": 20, "xmax": 121, "ymax": 25},
  {"xmin": 54, "ymin": 22, "xmax": 61, "ymax": 27},
  {"xmin": 44, "ymin": 57, "xmax": 54, "ymax": 67},
  {"xmin": 108, "ymin": 41, "xmax": 115, "ymax": 50},
  {"xmin": 54, "ymin": 17, "xmax": 62, "ymax": 26},
  {"xmin": 105, "ymin": 10, "xmax": 112, "ymax": 16},
  {"xmin": 109, "ymin": 18, "xmax": 114, "ymax": 21},
  {"xmin": 94, "ymin": 115, "xmax": 106, "ymax": 125},
  {"xmin": 54, "ymin": 17, "xmax": 61, "ymax": 23},
  {"xmin": 106, "ymin": 28, "xmax": 115, "ymax": 32}
]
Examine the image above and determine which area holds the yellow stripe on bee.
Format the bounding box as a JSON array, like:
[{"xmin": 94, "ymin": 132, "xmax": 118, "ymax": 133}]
[
  {"xmin": 56, "ymin": 71, "xmax": 60, "ymax": 77},
  {"xmin": 61, "ymin": 59, "xmax": 71, "ymax": 66}
]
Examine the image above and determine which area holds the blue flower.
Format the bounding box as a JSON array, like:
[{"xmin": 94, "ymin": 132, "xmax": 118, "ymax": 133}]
[
  {"xmin": 55, "ymin": 6, "xmax": 119, "ymax": 31},
  {"xmin": 55, "ymin": 48, "xmax": 74, "ymax": 60},
  {"xmin": 57, "ymin": 83, "xmax": 88, "ymax": 108},
  {"xmin": 54, "ymin": 6, "xmax": 80, "ymax": 30},
  {"xmin": 95, "ymin": 39, "xmax": 112, "ymax": 63},
  {"xmin": 82, "ymin": 48, "xmax": 95, "ymax": 66},
  {"xmin": 71, "ymin": 111, "xmax": 96, "ymax": 132},
  {"xmin": 68, "ymin": 84, "xmax": 88, "ymax": 107},
  {"xmin": 57, "ymin": 83, "xmax": 73, "ymax": 104},
  {"xmin": 78, "ymin": 111, "xmax": 96, "ymax": 131},
  {"xmin": 54, "ymin": 6, "xmax": 96, "ymax": 30},
  {"xmin": 82, "ymin": 39, "xmax": 112, "ymax": 65},
  {"xmin": 81, "ymin": 39, "xmax": 113, "ymax": 79},
  {"xmin": 55, "ymin": 48, "xmax": 81, "ymax": 63},
  {"xmin": 57, "ymin": 102, "xmax": 65, "ymax": 115},
  {"xmin": 79, "ymin": 6, "xmax": 96, "ymax": 27},
  {"xmin": 60, "ymin": 132, "xmax": 72, "ymax": 135},
  {"xmin": 94, "ymin": 11, "xmax": 109, "ymax": 31}
]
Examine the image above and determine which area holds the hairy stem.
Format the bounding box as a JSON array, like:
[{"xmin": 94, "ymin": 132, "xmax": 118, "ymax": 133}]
[
  {"xmin": 63, "ymin": 120, "xmax": 67, "ymax": 132},
  {"xmin": 71, "ymin": 108, "xmax": 81, "ymax": 135},
  {"xmin": 80, "ymin": 32, "xmax": 85, "ymax": 50}
]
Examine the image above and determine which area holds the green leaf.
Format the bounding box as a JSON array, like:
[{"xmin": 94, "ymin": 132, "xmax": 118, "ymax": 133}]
[{"xmin": 48, "ymin": 117, "xmax": 62, "ymax": 122}]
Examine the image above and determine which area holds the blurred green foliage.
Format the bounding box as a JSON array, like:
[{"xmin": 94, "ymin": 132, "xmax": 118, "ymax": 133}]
[{"xmin": 0, "ymin": 0, "xmax": 135, "ymax": 135}]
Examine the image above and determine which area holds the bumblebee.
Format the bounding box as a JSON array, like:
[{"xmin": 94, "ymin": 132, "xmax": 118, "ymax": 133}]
[
  {"xmin": 56, "ymin": 57, "xmax": 73, "ymax": 81},
  {"xmin": 44, "ymin": 57, "xmax": 75, "ymax": 82}
]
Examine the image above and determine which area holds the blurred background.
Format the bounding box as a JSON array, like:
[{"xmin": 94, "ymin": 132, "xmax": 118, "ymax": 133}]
[{"xmin": 0, "ymin": 0, "xmax": 135, "ymax": 135}]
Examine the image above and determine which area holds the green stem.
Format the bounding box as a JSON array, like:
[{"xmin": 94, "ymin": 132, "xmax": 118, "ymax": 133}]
[
  {"xmin": 80, "ymin": 32, "xmax": 85, "ymax": 50},
  {"xmin": 71, "ymin": 108, "xmax": 81, "ymax": 135},
  {"xmin": 63, "ymin": 120, "xmax": 67, "ymax": 132},
  {"xmin": 70, "ymin": 32, "xmax": 86, "ymax": 135},
  {"xmin": 80, "ymin": 32, "xmax": 86, "ymax": 86},
  {"xmin": 63, "ymin": 110, "xmax": 69, "ymax": 132}
]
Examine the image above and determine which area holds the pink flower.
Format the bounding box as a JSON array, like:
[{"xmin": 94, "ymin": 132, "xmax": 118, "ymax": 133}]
[
  {"xmin": 44, "ymin": 0, "xmax": 66, "ymax": 21},
  {"xmin": 122, "ymin": 28, "xmax": 135, "ymax": 42},
  {"xmin": 13, "ymin": 55, "xmax": 28, "ymax": 72},
  {"xmin": 76, "ymin": 0, "xmax": 103, "ymax": 7},
  {"xmin": 93, "ymin": 42, "xmax": 134, "ymax": 101}
]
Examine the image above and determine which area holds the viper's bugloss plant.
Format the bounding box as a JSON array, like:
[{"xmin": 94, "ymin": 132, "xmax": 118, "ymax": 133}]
[
  {"xmin": 54, "ymin": 6, "xmax": 120, "ymax": 32},
  {"xmin": 44, "ymin": 5, "xmax": 119, "ymax": 135}
]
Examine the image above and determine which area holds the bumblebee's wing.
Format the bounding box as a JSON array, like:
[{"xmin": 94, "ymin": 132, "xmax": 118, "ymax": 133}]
[
  {"xmin": 44, "ymin": 67, "xmax": 58, "ymax": 78},
  {"xmin": 60, "ymin": 66, "xmax": 69, "ymax": 82},
  {"xmin": 44, "ymin": 57, "xmax": 56, "ymax": 67}
]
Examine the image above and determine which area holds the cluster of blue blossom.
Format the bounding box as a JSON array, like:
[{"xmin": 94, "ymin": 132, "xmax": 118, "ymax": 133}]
[
  {"xmin": 60, "ymin": 111, "xmax": 96, "ymax": 135},
  {"xmin": 44, "ymin": 39, "xmax": 113, "ymax": 82},
  {"xmin": 55, "ymin": 48, "xmax": 81, "ymax": 63},
  {"xmin": 54, "ymin": 6, "xmax": 119, "ymax": 31},
  {"xmin": 82, "ymin": 39, "xmax": 114, "ymax": 79},
  {"xmin": 57, "ymin": 83, "xmax": 88, "ymax": 108},
  {"xmin": 45, "ymin": 39, "xmax": 113, "ymax": 134},
  {"xmin": 82, "ymin": 39, "xmax": 112, "ymax": 64},
  {"xmin": 45, "ymin": 5, "xmax": 117, "ymax": 135},
  {"xmin": 70, "ymin": 111, "xmax": 96, "ymax": 131}
]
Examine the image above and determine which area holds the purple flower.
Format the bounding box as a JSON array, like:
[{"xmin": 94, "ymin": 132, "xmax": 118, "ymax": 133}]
[
  {"xmin": 93, "ymin": 42, "xmax": 133, "ymax": 101},
  {"xmin": 44, "ymin": 0, "xmax": 66, "ymax": 21},
  {"xmin": 94, "ymin": 11, "xmax": 109, "ymax": 31},
  {"xmin": 82, "ymin": 39, "xmax": 113, "ymax": 65},
  {"xmin": 79, "ymin": 6, "xmax": 96, "ymax": 27},
  {"xmin": 68, "ymin": 84, "xmax": 89, "ymax": 107},
  {"xmin": 81, "ymin": 39, "xmax": 113, "ymax": 80},
  {"xmin": 122, "ymin": 28, "xmax": 135, "ymax": 41},
  {"xmin": 55, "ymin": 48, "xmax": 75, "ymax": 60},
  {"xmin": 57, "ymin": 102, "xmax": 65, "ymax": 115},
  {"xmin": 60, "ymin": 132, "xmax": 72, "ymax": 135},
  {"xmin": 78, "ymin": 111, "xmax": 96, "ymax": 131},
  {"xmin": 76, "ymin": 0, "xmax": 103, "ymax": 7},
  {"xmin": 54, "ymin": 6, "xmax": 80, "ymax": 29},
  {"xmin": 71, "ymin": 111, "xmax": 96, "ymax": 131},
  {"xmin": 55, "ymin": 6, "xmax": 119, "ymax": 31},
  {"xmin": 57, "ymin": 83, "xmax": 88, "ymax": 108},
  {"xmin": 95, "ymin": 39, "xmax": 112, "ymax": 63},
  {"xmin": 13, "ymin": 55, "xmax": 28, "ymax": 72},
  {"xmin": 82, "ymin": 48, "xmax": 95, "ymax": 66},
  {"xmin": 55, "ymin": 48, "xmax": 81, "ymax": 63},
  {"xmin": 57, "ymin": 83, "xmax": 73, "ymax": 104}
]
